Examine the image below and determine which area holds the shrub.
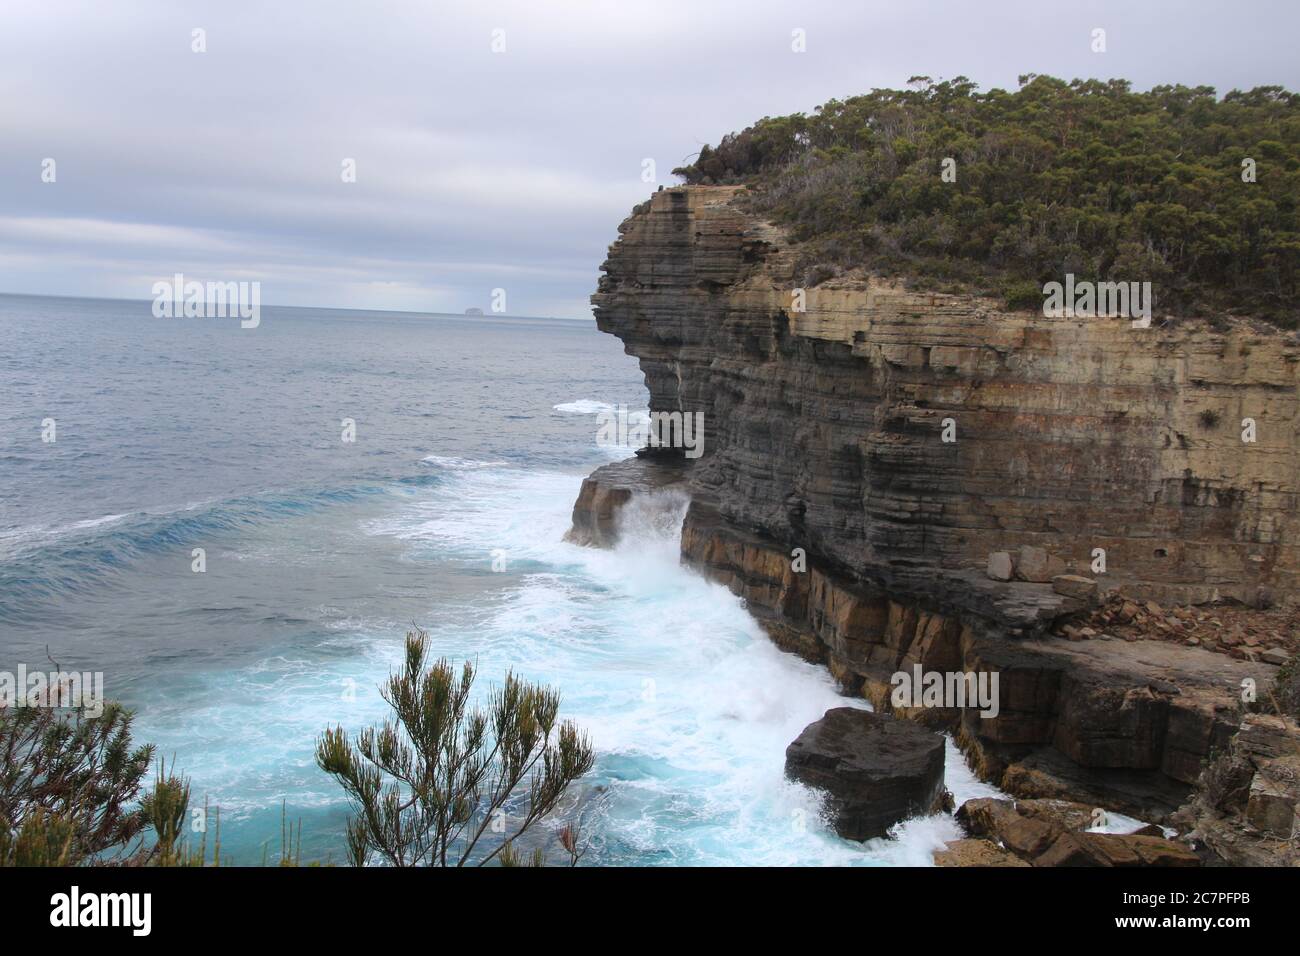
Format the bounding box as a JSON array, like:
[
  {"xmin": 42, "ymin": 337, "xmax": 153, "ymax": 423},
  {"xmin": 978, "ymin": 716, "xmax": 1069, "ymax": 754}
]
[
  {"xmin": 317, "ymin": 628, "xmax": 595, "ymax": 866},
  {"xmin": 1002, "ymin": 279, "xmax": 1044, "ymax": 313},
  {"xmin": 675, "ymin": 77, "xmax": 1300, "ymax": 327},
  {"xmin": 1271, "ymin": 653, "xmax": 1300, "ymax": 720},
  {"xmin": 0, "ymin": 700, "xmax": 194, "ymax": 866},
  {"xmin": 803, "ymin": 263, "xmax": 840, "ymax": 287}
]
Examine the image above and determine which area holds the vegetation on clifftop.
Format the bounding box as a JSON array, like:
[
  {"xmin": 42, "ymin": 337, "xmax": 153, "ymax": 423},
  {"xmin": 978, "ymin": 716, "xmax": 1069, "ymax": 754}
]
[{"xmin": 673, "ymin": 76, "xmax": 1300, "ymax": 326}]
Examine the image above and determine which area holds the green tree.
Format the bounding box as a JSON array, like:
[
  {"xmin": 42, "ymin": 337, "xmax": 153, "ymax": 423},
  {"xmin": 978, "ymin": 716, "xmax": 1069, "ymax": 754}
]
[
  {"xmin": 673, "ymin": 76, "xmax": 1300, "ymax": 327},
  {"xmin": 0, "ymin": 700, "xmax": 194, "ymax": 866},
  {"xmin": 316, "ymin": 628, "xmax": 595, "ymax": 867}
]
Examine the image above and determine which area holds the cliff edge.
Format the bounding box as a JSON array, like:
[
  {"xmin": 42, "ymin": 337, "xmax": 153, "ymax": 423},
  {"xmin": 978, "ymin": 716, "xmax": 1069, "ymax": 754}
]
[{"xmin": 573, "ymin": 185, "xmax": 1300, "ymax": 860}]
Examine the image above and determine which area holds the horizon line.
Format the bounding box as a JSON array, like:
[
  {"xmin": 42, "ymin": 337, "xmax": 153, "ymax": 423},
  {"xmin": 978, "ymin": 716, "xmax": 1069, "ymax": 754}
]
[{"xmin": 0, "ymin": 289, "xmax": 596, "ymax": 323}]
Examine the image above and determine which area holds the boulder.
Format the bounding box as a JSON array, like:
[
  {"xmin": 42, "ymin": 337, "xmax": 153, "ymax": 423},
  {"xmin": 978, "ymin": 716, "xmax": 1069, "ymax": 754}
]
[
  {"xmin": 986, "ymin": 551, "xmax": 1014, "ymax": 582},
  {"xmin": 933, "ymin": 838, "xmax": 1030, "ymax": 867},
  {"xmin": 1014, "ymin": 798, "xmax": 1098, "ymax": 832},
  {"xmin": 1031, "ymin": 830, "xmax": 1103, "ymax": 866},
  {"xmin": 785, "ymin": 707, "xmax": 945, "ymax": 841},
  {"xmin": 1017, "ymin": 546, "xmax": 1067, "ymax": 583},
  {"xmin": 956, "ymin": 797, "xmax": 1061, "ymax": 858},
  {"xmin": 1244, "ymin": 755, "xmax": 1300, "ymax": 837},
  {"xmin": 1052, "ymin": 574, "xmax": 1098, "ymax": 601},
  {"xmin": 954, "ymin": 796, "xmax": 1199, "ymax": 867},
  {"xmin": 1131, "ymin": 823, "xmax": 1167, "ymax": 837},
  {"xmin": 1035, "ymin": 831, "xmax": 1200, "ymax": 867}
]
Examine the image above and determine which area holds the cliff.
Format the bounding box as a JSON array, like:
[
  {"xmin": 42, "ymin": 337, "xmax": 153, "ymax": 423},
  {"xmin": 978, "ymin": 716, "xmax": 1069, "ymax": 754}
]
[{"xmin": 572, "ymin": 185, "xmax": 1300, "ymax": 858}]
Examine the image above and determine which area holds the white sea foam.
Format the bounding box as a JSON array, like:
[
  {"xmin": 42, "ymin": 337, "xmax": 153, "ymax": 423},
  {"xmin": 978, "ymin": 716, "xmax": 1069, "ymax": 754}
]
[
  {"xmin": 553, "ymin": 400, "xmax": 651, "ymax": 426},
  {"xmin": 145, "ymin": 458, "xmax": 1015, "ymax": 864},
  {"xmin": 1, "ymin": 512, "xmax": 128, "ymax": 543},
  {"xmin": 361, "ymin": 462, "xmax": 1010, "ymax": 865},
  {"xmin": 553, "ymin": 399, "xmax": 615, "ymax": 414},
  {"xmin": 553, "ymin": 400, "xmax": 653, "ymax": 458},
  {"xmin": 0, "ymin": 512, "xmax": 130, "ymax": 558},
  {"xmin": 420, "ymin": 455, "xmax": 509, "ymax": 470},
  {"xmin": 69, "ymin": 513, "xmax": 129, "ymax": 531}
]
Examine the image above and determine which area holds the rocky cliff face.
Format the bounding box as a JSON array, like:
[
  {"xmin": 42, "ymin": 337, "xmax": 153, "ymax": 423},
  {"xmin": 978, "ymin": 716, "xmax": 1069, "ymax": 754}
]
[
  {"xmin": 573, "ymin": 185, "xmax": 1300, "ymax": 855},
  {"xmin": 594, "ymin": 186, "xmax": 1300, "ymax": 613}
]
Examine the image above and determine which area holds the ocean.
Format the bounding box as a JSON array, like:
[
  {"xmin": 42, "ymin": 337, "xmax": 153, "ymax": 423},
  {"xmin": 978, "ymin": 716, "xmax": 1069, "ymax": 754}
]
[{"xmin": 0, "ymin": 293, "xmax": 999, "ymax": 865}]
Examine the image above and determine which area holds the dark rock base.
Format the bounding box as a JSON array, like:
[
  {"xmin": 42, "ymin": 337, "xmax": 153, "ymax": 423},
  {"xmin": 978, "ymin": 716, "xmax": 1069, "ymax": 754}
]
[{"xmin": 785, "ymin": 707, "xmax": 946, "ymax": 841}]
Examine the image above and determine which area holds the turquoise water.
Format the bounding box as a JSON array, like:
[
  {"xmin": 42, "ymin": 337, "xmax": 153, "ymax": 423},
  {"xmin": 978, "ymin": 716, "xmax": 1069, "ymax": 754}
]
[{"xmin": 0, "ymin": 293, "xmax": 997, "ymax": 865}]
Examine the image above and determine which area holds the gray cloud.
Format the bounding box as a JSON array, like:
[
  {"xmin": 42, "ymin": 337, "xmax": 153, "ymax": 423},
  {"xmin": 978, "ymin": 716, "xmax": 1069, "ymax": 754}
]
[{"xmin": 2, "ymin": 0, "xmax": 1297, "ymax": 317}]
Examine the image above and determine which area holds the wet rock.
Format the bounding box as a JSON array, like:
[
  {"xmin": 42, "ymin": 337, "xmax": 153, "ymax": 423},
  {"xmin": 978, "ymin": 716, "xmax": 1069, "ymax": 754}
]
[
  {"xmin": 953, "ymin": 796, "xmax": 1197, "ymax": 866},
  {"xmin": 1131, "ymin": 823, "xmax": 1167, "ymax": 837},
  {"xmin": 581, "ymin": 184, "xmax": 1300, "ymax": 863},
  {"xmin": 1035, "ymin": 831, "xmax": 1199, "ymax": 868},
  {"xmin": 933, "ymin": 838, "xmax": 1030, "ymax": 867},
  {"xmin": 785, "ymin": 707, "xmax": 945, "ymax": 841},
  {"xmin": 565, "ymin": 457, "xmax": 690, "ymax": 547},
  {"xmin": 956, "ymin": 798, "xmax": 1059, "ymax": 858},
  {"xmin": 1014, "ymin": 798, "xmax": 1099, "ymax": 832}
]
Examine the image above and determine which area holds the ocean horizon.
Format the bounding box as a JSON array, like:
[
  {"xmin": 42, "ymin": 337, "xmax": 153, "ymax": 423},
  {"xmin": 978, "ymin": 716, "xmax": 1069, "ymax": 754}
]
[
  {"xmin": 0, "ymin": 291, "xmax": 1004, "ymax": 865},
  {"xmin": 0, "ymin": 290, "xmax": 595, "ymax": 323}
]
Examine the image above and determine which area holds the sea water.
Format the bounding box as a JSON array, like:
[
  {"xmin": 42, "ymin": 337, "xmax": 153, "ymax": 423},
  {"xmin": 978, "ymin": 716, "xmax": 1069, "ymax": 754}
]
[{"xmin": 0, "ymin": 293, "xmax": 1002, "ymax": 865}]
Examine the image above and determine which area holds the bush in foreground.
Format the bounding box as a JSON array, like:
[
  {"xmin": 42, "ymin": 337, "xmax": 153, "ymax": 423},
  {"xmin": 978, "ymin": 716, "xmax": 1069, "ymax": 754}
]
[
  {"xmin": 0, "ymin": 701, "xmax": 195, "ymax": 866},
  {"xmin": 317, "ymin": 628, "xmax": 595, "ymax": 866}
]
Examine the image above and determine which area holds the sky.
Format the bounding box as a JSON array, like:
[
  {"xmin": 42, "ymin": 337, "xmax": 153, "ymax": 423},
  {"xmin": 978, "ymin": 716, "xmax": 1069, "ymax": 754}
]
[{"xmin": 2, "ymin": 0, "xmax": 1298, "ymax": 319}]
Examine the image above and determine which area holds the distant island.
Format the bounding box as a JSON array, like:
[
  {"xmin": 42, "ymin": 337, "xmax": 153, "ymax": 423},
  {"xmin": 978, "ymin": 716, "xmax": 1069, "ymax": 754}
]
[{"xmin": 464, "ymin": 307, "xmax": 484, "ymax": 315}]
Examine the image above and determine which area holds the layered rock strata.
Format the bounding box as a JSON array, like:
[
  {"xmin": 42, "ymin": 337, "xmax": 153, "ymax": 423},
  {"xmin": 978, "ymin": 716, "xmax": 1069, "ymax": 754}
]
[
  {"xmin": 571, "ymin": 185, "xmax": 1300, "ymax": 856},
  {"xmin": 591, "ymin": 186, "xmax": 1300, "ymax": 611},
  {"xmin": 1172, "ymin": 713, "xmax": 1300, "ymax": 865},
  {"xmin": 564, "ymin": 456, "xmax": 689, "ymax": 547},
  {"xmin": 573, "ymin": 466, "xmax": 1277, "ymax": 824}
]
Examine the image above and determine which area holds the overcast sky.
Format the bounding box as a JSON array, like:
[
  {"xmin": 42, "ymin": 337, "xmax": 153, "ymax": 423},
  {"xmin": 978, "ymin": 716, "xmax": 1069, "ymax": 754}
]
[{"xmin": 2, "ymin": 1, "xmax": 1298, "ymax": 319}]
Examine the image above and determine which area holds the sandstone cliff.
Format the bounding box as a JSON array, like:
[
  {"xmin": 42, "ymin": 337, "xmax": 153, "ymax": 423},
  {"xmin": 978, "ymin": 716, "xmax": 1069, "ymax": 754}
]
[
  {"xmin": 572, "ymin": 185, "xmax": 1300, "ymax": 858},
  {"xmin": 594, "ymin": 186, "xmax": 1299, "ymax": 610}
]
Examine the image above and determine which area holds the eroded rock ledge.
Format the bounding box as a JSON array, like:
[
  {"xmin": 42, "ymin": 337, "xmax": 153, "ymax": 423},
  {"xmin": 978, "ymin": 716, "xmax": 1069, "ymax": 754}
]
[{"xmin": 571, "ymin": 186, "xmax": 1300, "ymax": 861}]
